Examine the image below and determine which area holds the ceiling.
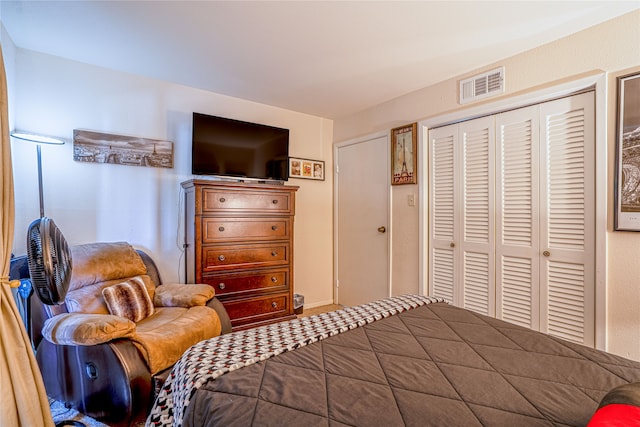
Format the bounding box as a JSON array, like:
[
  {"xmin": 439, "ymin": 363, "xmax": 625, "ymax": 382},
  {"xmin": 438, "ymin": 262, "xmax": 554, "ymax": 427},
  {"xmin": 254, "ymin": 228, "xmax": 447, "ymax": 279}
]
[{"xmin": 1, "ymin": 1, "xmax": 638, "ymax": 120}]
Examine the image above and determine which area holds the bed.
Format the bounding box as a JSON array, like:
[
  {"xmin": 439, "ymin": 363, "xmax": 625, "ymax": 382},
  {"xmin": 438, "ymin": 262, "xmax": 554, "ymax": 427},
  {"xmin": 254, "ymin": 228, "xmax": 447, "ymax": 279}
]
[{"xmin": 146, "ymin": 295, "xmax": 640, "ymax": 426}]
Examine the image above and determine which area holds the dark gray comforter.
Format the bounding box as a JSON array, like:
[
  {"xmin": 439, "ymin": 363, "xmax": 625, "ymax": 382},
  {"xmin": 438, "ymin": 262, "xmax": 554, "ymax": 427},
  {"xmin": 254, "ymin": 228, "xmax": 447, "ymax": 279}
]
[{"xmin": 182, "ymin": 303, "xmax": 640, "ymax": 426}]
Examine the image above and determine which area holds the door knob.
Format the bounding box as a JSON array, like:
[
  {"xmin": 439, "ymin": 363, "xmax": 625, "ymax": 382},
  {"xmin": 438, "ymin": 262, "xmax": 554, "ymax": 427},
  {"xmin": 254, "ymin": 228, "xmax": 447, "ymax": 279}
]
[
  {"xmin": 377, "ymin": 226, "xmax": 386, "ymax": 233},
  {"xmin": 543, "ymin": 250, "xmax": 551, "ymax": 257},
  {"xmin": 450, "ymin": 242, "xmax": 455, "ymax": 248}
]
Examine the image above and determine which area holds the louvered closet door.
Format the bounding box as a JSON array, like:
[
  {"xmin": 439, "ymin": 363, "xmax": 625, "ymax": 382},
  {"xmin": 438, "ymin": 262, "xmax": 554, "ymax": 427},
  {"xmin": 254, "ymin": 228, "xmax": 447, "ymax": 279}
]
[
  {"xmin": 539, "ymin": 92, "xmax": 595, "ymax": 346},
  {"xmin": 429, "ymin": 92, "xmax": 595, "ymax": 346},
  {"xmin": 459, "ymin": 117, "xmax": 495, "ymax": 315},
  {"xmin": 429, "ymin": 118, "xmax": 494, "ymax": 313},
  {"xmin": 429, "ymin": 124, "xmax": 458, "ymax": 303},
  {"xmin": 495, "ymin": 105, "xmax": 541, "ymax": 329}
]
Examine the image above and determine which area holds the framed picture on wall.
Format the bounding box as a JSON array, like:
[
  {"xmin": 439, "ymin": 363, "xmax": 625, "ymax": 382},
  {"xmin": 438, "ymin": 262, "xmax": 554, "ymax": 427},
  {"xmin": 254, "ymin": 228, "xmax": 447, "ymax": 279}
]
[
  {"xmin": 289, "ymin": 157, "xmax": 325, "ymax": 180},
  {"xmin": 391, "ymin": 123, "xmax": 417, "ymax": 185},
  {"xmin": 614, "ymin": 72, "xmax": 640, "ymax": 231},
  {"xmin": 73, "ymin": 129, "xmax": 174, "ymax": 169}
]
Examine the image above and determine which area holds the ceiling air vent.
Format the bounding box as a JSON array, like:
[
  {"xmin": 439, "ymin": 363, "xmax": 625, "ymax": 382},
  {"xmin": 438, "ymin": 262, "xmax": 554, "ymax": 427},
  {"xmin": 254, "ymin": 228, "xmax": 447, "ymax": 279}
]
[{"xmin": 459, "ymin": 67, "xmax": 505, "ymax": 104}]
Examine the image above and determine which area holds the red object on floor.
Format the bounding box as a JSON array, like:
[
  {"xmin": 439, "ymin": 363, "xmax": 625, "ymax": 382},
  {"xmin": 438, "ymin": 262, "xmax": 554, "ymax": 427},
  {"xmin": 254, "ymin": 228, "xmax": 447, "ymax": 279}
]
[{"xmin": 588, "ymin": 404, "xmax": 640, "ymax": 426}]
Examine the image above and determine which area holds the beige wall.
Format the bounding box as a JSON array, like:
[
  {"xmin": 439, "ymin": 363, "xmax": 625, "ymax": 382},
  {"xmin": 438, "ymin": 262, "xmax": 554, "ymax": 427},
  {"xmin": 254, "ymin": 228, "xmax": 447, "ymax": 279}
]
[
  {"xmin": 334, "ymin": 11, "xmax": 640, "ymax": 359},
  {"xmin": 4, "ymin": 40, "xmax": 335, "ymax": 309}
]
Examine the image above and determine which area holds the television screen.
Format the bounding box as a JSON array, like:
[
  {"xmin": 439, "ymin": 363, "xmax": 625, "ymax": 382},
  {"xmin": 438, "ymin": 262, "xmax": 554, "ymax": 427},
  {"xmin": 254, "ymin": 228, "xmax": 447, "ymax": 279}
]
[{"xmin": 192, "ymin": 113, "xmax": 289, "ymax": 181}]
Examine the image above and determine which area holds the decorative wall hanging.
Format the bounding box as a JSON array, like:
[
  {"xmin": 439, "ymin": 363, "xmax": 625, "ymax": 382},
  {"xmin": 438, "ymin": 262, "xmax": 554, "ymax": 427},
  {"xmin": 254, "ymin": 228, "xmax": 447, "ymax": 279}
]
[
  {"xmin": 73, "ymin": 130, "xmax": 174, "ymax": 169},
  {"xmin": 289, "ymin": 157, "xmax": 324, "ymax": 180},
  {"xmin": 391, "ymin": 122, "xmax": 417, "ymax": 185},
  {"xmin": 614, "ymin": 72, "xmax": 640, "ymax": 231}
]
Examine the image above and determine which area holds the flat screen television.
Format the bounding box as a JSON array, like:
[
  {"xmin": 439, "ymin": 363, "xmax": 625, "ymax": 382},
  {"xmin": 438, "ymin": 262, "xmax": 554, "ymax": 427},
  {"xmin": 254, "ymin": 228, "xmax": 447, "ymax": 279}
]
[{"xmin": 191, "ymin": 112, "xmax": 289, "ymax": 181}]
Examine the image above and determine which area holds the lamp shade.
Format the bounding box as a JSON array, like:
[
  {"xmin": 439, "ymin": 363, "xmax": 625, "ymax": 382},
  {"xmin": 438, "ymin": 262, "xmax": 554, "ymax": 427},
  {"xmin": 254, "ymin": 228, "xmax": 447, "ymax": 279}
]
[
  {"xmin": 10, "ymin": 131, "xmax": 65, "ymax": 145},
  {"xmin": 11, "ymin": 130, "xmax": 66, "ymax": 218}
]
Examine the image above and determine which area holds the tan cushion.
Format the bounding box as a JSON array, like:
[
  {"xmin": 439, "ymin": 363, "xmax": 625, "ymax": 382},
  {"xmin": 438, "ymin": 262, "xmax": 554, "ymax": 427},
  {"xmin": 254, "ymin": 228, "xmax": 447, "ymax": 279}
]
[
  {"xmin": 66, "ymin": 274, "xmax": 155, "ymax": 314},
  {"xmin": 102, "ymin": 277, "xmax": 154, "ymax": 322},
  {"xmin": 42, "ymin": 313, "xmax": 136, "ymax": 346},
  {"xmin": 131, "ymin": 306, "xmax": 222, "ymax": 374},
  {"xmin": 154, "ymin": 283, "xmax": 215, "ymax": 307},
  {"xmin": 69, "ymin": 242, "xmax": 147, "ymax": 292}
]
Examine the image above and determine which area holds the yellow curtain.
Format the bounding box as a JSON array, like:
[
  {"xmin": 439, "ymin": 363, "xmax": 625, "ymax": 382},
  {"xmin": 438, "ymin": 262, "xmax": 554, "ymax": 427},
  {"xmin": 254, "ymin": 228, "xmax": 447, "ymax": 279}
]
[{"xmin": 0, "ymin": 46, "xmax": 54, "ymax": 426}]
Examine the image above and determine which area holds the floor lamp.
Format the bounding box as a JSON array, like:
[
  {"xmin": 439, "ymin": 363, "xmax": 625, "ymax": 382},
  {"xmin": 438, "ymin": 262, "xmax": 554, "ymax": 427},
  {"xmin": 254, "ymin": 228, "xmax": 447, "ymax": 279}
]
[
  {"xmin": 9, "ymin": 130, "xmax": 65, "ymax": 343},
  {"xmin": 10, "ymin": 130, "xmax": 65, "ymax": 218}
]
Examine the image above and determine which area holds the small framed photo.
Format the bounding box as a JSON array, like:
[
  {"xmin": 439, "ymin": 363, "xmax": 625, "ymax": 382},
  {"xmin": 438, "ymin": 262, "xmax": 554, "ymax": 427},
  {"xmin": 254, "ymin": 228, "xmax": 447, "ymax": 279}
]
[
  {"xmin": 289, "ymin": 157, "xmax": 325, "ymax": 180},
  {"xmin": 391, "ymin": 123, "xmax": 417, "ymax": 185},
  {"xmin": 614, "ymin": 72, "xmax": 640, "ymax": 231}
]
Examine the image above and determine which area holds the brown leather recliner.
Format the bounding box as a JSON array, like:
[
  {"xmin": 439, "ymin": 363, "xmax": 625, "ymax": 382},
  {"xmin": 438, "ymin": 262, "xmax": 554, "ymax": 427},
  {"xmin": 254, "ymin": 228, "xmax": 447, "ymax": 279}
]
[{"xmin": 10, "ymin": 242, "xmax": 231, "ymax": 427}]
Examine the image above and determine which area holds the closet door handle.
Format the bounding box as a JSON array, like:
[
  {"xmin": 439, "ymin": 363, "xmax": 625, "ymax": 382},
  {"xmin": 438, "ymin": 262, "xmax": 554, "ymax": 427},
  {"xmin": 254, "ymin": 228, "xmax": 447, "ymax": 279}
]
[
  {"xmin": 450, "ymin": 242, "xmax": 456, "ymax": 248},
  {"xmin": 543, "ymin": 250, "xmax": 551, "ymax": 257}
]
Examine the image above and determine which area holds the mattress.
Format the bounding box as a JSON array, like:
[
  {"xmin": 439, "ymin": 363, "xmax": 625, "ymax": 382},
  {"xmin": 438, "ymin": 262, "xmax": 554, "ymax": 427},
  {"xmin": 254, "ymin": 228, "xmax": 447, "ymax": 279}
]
[{"xmin": 147, "ymin": 295, "xmax": 640, "ymax": 426}]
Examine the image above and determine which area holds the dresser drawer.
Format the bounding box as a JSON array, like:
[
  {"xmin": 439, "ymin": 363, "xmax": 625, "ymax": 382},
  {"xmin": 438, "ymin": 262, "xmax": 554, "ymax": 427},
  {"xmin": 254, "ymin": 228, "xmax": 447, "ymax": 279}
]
[
  {"xmin": 202, "ymin": 189, "xmax": 292, "ymax": 214},
  {"xmin": 202, "ymin": 243, "xmax": 290, "ymax": 272},
  {"xmin": 202, "ymin": 269, "xmax": 289, "ymax": 296},
  {"xmin": 222, "ymin": 293, "xmax": 290, "ymax": 328},
  {"xmin": 202, "ymin": 217, "xmax": 290, "ymax": 243}
]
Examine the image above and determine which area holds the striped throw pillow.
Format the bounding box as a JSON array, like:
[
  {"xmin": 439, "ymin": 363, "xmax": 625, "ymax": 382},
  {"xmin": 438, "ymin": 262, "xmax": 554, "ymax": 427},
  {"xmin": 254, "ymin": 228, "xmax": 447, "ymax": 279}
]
[{"xmin": 102, "ymin": 276, "xmax": 154, "ymax": 322}]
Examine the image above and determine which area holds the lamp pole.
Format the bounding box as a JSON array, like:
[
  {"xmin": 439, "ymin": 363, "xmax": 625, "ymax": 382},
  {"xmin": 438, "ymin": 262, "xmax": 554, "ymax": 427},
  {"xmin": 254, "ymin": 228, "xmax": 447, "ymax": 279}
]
[{"xmin": 36, "ymin": 143, "xmax": 45, "ymax": 218}]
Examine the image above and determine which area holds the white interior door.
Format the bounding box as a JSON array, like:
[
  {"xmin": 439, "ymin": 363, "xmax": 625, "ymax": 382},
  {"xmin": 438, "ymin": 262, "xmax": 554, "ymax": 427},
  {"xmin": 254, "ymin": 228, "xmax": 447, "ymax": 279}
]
[
  {"xmin": 495, "ymin": 105, "xmax": 541, "ymax": 330},
  {"xmin": 429, "ymin": 124, "xmax": 458, "ymax": 303},
  {"xmin": 335, "ymin": 135, "xmax": 389, "ymax": 306},
  {"xmin": 429, "ymin": 118, "xmax": 495, "ymax": 315},
  {"xmin": 539, "ymin": 91, "xmax": 595, "ymax": 346},
  {"xmin": 460, "ymin": 117, "xmax": 495, "ymax": 315}
]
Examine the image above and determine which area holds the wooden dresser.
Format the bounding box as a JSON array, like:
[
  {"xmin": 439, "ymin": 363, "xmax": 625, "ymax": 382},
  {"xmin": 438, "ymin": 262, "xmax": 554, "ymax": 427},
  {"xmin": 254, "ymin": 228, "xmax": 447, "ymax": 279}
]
[{"xmin": 181, "ymin": 179, "xmax": 298, "ymax": 330}]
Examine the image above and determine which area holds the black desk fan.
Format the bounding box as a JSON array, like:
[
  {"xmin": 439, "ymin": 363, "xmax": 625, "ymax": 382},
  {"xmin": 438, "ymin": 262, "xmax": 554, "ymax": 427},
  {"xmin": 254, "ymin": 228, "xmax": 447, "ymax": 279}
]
[
  {"xmin": 26, "ymin": 217, "xmax": 72, "ymax": 306},
  {"xmin": 25, "ymin": 217, "xmax": 84, "ymax": 427}
]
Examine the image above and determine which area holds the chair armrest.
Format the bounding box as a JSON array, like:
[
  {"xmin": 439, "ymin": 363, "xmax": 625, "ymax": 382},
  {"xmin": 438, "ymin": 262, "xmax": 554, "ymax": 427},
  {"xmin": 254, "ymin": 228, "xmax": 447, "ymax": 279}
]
[
  {"xmin": 42, "ymin": 313, "xmax": 136, "ymax": 346},
  {"xmin": 206, "ymin": 297, "xmax": 232, "ymax": 335},
  {"xmin": 153, "ymin": 283, "xmax": 215, "ymax": 307}
]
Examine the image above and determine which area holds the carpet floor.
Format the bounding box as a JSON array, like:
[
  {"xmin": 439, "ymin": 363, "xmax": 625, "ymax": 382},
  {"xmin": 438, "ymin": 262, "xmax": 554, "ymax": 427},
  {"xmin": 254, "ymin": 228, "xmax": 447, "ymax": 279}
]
[{"xmin": 50, "ymin": 399, "xmax": 107, "ymax": 427}]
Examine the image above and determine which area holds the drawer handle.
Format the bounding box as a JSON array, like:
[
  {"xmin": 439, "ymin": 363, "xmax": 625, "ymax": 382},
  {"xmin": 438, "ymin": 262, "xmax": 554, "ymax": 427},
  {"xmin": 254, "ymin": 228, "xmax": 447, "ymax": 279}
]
[
  {"xmin": 218, "ymin": 255, "xmax": 226, "ymax": 261},
  {"xmin": 272, "ymin": 199, "xmax": 278, "ymax": 205},
  {"xmin": 271, "ymin": 276, "xmax": 278, "ymax": 283},
  {"xmin": 219, "ymin": 197, "xmax": 226, "ymax": 203},
  {"xmin": 271, "ymin": 302, "xmax": 278, "ymax": 309},
  {"xmin": 218, "ymin": 282, "xmax": 226, "ymax": 290},
  {"xmin": 271, "ymin": 251, "xmax": 278, "ymax": 257},
  {"xmin": 218, "ymin": 226, "xmax": 225, "ymax": 232},
  {"xmin": 271, "ymin": 225, "xmax": 278, "ymax": 231}
]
